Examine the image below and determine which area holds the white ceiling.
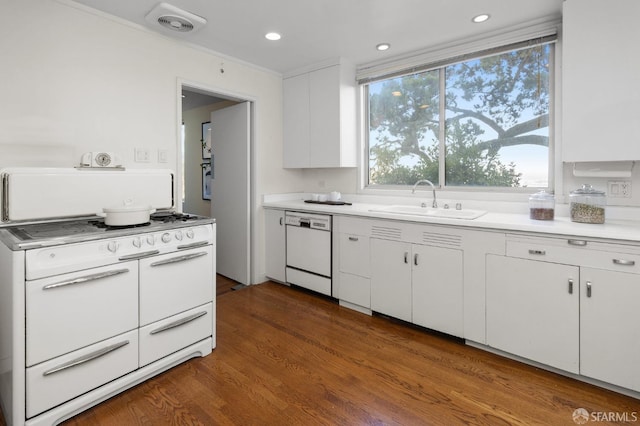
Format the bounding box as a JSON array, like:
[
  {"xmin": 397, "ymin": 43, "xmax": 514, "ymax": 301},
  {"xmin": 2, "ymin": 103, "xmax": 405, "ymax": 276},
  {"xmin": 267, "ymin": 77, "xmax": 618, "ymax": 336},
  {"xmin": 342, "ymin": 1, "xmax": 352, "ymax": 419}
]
[{"xmin": 70, "ymin": 0, "xmax": 563, "ymax": 74}]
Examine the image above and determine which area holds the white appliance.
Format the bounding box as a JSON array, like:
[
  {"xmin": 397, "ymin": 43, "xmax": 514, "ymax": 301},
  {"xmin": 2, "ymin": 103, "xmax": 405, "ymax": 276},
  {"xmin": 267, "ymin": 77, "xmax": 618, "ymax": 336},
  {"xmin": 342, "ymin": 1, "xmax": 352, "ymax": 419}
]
[
  {"xmin": 285, "ymin": 211, "xmax": 332, "ymax": 296},
  {"xmin": 0, "ymin": 168, "xmax": 216, "ymax": 426}
]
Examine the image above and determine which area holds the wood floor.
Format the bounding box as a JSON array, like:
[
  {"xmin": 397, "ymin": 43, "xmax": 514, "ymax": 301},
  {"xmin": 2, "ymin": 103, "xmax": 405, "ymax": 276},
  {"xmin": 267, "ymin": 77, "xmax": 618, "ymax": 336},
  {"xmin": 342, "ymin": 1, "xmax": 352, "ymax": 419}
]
[{"xmin": 3, "ymin": 277, "xmax": 639, "ymax": 425}]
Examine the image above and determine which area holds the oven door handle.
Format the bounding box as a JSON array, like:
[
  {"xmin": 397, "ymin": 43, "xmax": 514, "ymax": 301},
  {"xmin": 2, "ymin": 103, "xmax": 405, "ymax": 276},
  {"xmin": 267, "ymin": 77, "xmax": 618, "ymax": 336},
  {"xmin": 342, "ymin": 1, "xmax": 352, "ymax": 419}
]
[
  {"xmin": 177, "ymin": 241, "xmax": 209, "ymax": 250},
  {"xmin": 42, "ymin": 340, "xmax": 130, "ymax": 376},
  {"xmin": 118, "ymin": 250, "xmax": 161, "ymax": 261},
  {"xmin": 43, "ymin": 268, "xmax": 130, "ymax": 290},
  {"xmin": 150, "ymin": 310, "xmax": 208, "ymax": 335},
  {"xmin": 150, "ymin": 251, "xmax": 208, "ymax": 267}
]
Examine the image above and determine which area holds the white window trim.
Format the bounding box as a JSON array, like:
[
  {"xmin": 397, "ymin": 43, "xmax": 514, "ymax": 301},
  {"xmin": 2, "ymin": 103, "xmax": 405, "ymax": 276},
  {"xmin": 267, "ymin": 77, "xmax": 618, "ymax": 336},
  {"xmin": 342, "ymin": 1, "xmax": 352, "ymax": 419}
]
[{"xmin": 356, "ymin": 17, "xmax": 562, "ymax": 203}]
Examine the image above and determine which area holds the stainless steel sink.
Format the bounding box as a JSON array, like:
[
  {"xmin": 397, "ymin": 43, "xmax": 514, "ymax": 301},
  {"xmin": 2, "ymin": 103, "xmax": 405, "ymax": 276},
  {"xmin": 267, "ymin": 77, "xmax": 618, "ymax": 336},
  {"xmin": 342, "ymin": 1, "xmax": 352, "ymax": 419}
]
[{"xmin": 368, "ymin": 205, "xmax": 487, "ymax": 220}]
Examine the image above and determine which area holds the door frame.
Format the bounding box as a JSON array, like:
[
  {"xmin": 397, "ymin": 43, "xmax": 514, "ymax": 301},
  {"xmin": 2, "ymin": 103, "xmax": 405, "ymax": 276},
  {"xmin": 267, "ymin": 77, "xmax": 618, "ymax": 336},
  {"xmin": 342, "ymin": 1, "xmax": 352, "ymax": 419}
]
[{"xmin": 177, "ymin": 78, "xmax": 257, "ymax": 284}]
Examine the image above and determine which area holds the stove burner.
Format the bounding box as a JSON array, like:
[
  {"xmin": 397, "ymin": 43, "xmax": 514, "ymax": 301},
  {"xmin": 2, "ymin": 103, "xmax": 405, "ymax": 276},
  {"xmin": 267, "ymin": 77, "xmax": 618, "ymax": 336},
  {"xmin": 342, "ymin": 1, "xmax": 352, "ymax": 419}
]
[
  {"xmin": 150, "ymin": 212, "xmax": 199, "ymax": 223},
  {"xmin": 89, "ymin": 220, "xmax": 151, "ymax": 230}
]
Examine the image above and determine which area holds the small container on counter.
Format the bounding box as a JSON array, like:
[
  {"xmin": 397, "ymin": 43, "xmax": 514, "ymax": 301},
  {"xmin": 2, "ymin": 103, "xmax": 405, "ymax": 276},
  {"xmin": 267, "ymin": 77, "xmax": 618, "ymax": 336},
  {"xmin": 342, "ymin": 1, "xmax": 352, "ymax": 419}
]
[
  {"xmin": 569, "ymin": 184, "xmax": 606, "ymax": 224},
  {"xmin": 529, "ymin": 190, "xmax": 555, "ymax": 220}
]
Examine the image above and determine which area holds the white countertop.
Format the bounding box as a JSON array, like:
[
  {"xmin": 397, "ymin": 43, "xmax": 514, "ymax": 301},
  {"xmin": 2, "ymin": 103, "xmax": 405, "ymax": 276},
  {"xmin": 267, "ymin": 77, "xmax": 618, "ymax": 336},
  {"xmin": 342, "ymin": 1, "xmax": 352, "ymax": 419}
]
[{"xmin": 263, "ymin": 197, "xmax": 640, "ymax": 245}]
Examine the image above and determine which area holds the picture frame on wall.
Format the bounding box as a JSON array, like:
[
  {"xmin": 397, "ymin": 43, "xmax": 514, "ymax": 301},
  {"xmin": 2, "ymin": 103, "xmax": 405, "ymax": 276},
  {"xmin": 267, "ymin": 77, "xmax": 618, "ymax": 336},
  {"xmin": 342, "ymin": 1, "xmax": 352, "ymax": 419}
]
[
  {"xmin": 201, "ymin": 121, "xmax": 212, "ymax": 159},
  {"xmin": 202, "ymin": 161, "xmax": 212, "ymax": 200}
]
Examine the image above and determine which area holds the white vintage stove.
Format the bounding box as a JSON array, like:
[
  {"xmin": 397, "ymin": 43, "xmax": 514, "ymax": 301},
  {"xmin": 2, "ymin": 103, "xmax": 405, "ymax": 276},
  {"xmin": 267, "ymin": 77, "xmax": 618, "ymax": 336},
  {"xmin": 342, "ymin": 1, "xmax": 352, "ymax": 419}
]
[{"xmin": 0, "ymin": 168, "xmax": 216, "ymax": 426}]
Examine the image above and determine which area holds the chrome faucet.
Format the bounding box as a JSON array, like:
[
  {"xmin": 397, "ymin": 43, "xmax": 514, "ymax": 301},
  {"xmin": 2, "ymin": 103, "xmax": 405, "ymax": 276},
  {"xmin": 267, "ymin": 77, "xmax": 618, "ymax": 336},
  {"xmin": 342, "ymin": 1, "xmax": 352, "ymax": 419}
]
[{"xmin": 411, "ymin": 179, "xmax": 438, "ymax": 208}]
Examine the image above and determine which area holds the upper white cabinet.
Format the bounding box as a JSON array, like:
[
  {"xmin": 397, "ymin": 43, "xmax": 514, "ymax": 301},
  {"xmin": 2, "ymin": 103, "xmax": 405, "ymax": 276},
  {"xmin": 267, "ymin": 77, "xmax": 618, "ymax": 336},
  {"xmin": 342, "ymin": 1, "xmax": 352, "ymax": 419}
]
[
  {"xmin": 562, "ymin": 0, "xmax": 640, "ymax": 161},
  {"xmin": 283, "ymin": 60, "xmax": 357, "ymax": 168}
]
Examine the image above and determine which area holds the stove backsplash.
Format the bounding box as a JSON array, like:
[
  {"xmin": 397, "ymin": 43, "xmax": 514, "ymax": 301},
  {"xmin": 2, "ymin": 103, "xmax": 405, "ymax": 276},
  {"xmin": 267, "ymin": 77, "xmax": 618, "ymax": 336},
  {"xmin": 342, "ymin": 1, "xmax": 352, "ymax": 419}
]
[{"xmin": 1, "ymin": 167, "xmax": 175, "ymax": 223}]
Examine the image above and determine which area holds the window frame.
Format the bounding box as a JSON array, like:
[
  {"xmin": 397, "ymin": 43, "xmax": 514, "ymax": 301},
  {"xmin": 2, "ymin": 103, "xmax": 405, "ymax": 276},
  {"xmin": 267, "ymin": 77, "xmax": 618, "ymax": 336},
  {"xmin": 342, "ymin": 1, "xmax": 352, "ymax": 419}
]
[{"xmin": 359, "ymin": 36, "xmax": 557, "ymax": 198}]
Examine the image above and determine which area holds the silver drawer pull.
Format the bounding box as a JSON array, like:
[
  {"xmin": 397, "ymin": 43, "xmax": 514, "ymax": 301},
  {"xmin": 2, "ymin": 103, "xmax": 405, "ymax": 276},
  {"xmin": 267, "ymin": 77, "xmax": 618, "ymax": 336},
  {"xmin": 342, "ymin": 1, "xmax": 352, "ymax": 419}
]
[
  {"xmin": 118, "ymin": 250, "xmax": 160, "ymax": 261},
  {"xmin": 177, "ymin": 241, "xmax": 209, "ymax": 250},
  {"xmin": 150, "ymin": 311, "xmax": 208, "ymax": 335},
  {"xmin": 568, "ymin": 279, "xmax": 574, "ymax": 294},
  {"xmin": 528, "ymin": 249, "xmax": 546, "ymax": 255},
  {"xmin": 151, "ymin": 251, "xmax": 208, "ymax": 267},
  {"xmin": 43, "ymin": 340, "xmax": 130, "ymax": 376},
  {"xmin": 414, "ymin": 253, "xmax": 419, "ymax": 266},
  {"xmin": 586, "ymin": 281, "xmax": 592, "ymax": 298},
  {"xmin": 567, "ymin": 239, "xmax": 587, "ymax": 246},
  {"xmin": 43, "ymin": 268, "xmax": 130, "ymax": 290},
  {"xmin": 613, "ymin": 258, "xmax": 635, "ymax": 266},
  {"xmin": 348, "ymin": 236, "xmax": 359, "ymax": 242},
  {"xmin": 404, "ymin": 251, "xmax": 409, "ymax": 264}
]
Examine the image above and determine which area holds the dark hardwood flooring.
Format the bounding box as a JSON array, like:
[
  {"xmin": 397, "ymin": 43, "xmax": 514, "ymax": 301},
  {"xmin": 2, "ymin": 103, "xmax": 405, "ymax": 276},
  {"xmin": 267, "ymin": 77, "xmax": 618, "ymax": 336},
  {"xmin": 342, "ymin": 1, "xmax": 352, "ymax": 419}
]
[{"xmin": 2, "ymin": 277, "xmax": 638, "ymax": 425}]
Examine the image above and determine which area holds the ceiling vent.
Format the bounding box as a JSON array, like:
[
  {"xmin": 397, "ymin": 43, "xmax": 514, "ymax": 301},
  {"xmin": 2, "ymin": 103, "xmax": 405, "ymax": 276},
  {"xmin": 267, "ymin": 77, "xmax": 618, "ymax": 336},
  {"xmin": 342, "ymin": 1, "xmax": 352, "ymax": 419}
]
[{"xmin": 144, "ymin": 3, "xmax": 207, "ymax": 34}]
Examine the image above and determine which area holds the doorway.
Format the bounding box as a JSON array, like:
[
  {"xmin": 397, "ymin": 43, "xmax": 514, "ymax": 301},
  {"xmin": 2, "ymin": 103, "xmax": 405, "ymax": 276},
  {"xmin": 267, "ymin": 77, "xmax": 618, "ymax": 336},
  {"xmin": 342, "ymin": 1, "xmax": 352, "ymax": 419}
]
[{"xmin": 179, "ymin": 83, "xmax": 253, "ymax": 285}]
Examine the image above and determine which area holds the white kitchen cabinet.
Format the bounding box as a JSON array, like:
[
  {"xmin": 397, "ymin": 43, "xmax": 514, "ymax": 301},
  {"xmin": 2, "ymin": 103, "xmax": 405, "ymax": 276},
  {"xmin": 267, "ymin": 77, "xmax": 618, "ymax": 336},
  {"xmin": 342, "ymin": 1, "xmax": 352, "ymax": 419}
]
[
  {"xmin": 580, "ymin": 268, "xmax": 640, "ymax": 392},
  {"xmin": 486, "ymin": 255, "xmax": 580, "ymax": 373},
  {"xmin": 337, "ymin": 231, "xmax": 371, "ymax": 308},
  {"xmin": 371, "ymin": 238, "xmax": 412, "ymax": 322},
  {"xmin": 562, "ymin": 0, "xmax": 640, "ymax": 161},
  {"xmin": 283, "ymin": 61, "xmax": 356, "ymax": 168},
  {"xmin": 264, "ymin": 209, "xmax": 286, "ymax": 282},
  {"xmin": 412, "ymin": 245, "xmax": 463, "ymax": 337}
]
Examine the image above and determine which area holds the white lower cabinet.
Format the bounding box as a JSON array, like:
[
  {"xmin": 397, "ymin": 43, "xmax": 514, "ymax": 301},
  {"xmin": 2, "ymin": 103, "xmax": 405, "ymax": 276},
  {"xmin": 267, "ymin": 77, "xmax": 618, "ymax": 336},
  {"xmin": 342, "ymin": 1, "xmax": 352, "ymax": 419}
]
[
  {"xmin": 337, "ymin": 231, "xmax": 371, "ymax": 308},
  {"xmin": 486, "ymin": 255, "xmax": 580, "ymax": 373},
  {"xmin": 486, "ymin": 234, "xmax": 640, "ymax": 393},
  {"xmin": 580, "ymin": 268, "xmax": 640, "ymax": 392},
  {"xmin": 412, "ymin": 244, "xmax": 463, "ymax": 337},
  {"xmin": 264, "ymin": 209, "xmax": 286, "ymax": 282},
  {"xmin": 371, "ymin": 239, "xmax": 412, "ymax": 322}
]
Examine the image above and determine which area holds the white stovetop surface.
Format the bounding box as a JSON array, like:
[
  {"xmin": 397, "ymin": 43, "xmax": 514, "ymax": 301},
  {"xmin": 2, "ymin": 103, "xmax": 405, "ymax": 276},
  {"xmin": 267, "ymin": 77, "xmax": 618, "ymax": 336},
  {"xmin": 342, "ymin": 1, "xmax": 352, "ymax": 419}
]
[{"xmin": 263, "ymin": 193, "xmax": 640, "ymax": 245}]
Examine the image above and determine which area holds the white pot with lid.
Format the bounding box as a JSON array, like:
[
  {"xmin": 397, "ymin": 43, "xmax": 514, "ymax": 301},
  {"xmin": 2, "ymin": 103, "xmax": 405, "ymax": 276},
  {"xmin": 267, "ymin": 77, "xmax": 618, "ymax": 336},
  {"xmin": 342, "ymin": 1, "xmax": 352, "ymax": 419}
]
[{"xmin": 98, "ymin": 200, "xmax": 156, "ymax": 226}]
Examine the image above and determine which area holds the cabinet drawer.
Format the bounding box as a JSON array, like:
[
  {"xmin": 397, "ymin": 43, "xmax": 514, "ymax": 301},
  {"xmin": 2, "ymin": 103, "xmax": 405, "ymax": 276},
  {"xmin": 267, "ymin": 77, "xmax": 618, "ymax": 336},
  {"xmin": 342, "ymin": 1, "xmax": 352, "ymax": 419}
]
[
  {"xmin": 26, "ymin": 330, "xmax": 138, "ymax": 418},
  {"xmin": 139, "ymin": 303, "xmax": 213, "ymax": 367},
  {"xmin": 140, "ymin": 246, "xmax": 214, "ymax": 326},
  {"xmin": 506, "ymin": 238, "xmax": 640, "ymax": 274},
  {"xmin": 26, "ymin": 262, "xmax": 138, "ymax": 366},
  {"xmin": 339, "ymin": 233, "xmax": 370, "ymax": 277},
  {"xmin": 338, "ymin": 272, "xmax": 370, "ymax": 308}
]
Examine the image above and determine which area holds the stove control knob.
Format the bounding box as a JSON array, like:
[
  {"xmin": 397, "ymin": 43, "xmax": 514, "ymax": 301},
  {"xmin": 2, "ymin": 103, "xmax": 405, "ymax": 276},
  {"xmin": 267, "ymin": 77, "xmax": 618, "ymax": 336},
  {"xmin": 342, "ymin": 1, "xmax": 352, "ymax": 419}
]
[
  {"xmin": 107, "ymin": 241, "xmax": 119, "ymax": 253},
  {"xmin": 185, "ymin": 229, "xmax": 194, "ymax": 239},
  {"xmin": 161, "ymin": 232, "xmax": 172, "ymax": 243},
  {"xmin": 147, "ymin": 235, "xmax": 156, "ymax": 245},
  {"xmin": 175, "ymin": 230, "xmax": 183, "ymax": 241},
  {"xmin": 132, "ymin": 237, "xmax": 142, "ymax": 248}
]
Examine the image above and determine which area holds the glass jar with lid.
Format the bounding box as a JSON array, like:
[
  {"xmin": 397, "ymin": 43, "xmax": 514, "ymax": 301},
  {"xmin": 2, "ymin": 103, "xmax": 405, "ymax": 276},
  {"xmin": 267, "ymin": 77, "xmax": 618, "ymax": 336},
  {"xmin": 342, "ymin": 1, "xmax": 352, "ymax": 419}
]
[
  {"xmin": 529, "ymin": 190, "xmax": 555, "ymax": 220},
  {"xmin": 569, "ymin": 184, "xmax": 606, "ymax": 224}
]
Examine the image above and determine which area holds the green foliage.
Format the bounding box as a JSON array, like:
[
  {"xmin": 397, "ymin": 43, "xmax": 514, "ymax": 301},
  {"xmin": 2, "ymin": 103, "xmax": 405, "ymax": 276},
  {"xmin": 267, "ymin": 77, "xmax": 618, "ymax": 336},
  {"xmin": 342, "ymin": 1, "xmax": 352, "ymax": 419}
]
[{"xmin": 368, "ymin": 45, "xmax": 549, "ymax": 187}]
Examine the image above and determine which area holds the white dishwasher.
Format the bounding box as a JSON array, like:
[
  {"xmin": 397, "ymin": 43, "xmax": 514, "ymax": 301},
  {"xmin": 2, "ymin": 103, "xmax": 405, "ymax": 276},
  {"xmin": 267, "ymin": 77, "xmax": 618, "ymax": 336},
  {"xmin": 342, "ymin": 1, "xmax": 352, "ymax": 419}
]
[{"xmin": 285, "ymin": 211, "xmax": 332, "ymax": 296}]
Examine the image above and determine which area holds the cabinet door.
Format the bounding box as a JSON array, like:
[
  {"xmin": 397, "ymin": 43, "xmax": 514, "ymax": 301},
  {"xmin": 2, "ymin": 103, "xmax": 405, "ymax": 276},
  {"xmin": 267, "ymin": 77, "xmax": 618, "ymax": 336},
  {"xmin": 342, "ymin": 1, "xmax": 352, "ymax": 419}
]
[
  {"xmin": 412, "ymin": 244, "xmax": 463, "ymax": 337},
  {"xmin": 309, "ymin": 65, "xmax": 340, "ymax": 167},
  {"xmin": 339, "ymin": 233, "xmax": 370, "ymax": 277},
  {"xmin": 371, "ymin": 239, "xmax": 412, "ymax": 322},
  {"xmin": 562, "ymin": 0, "xmax": 640, "ymax": 161},
  {"xmin": 283, "ymin": 73, "xmax": 310, "ymax": 167},
  {"xmin": 264, "ymin": 209, "xmax": 286, "ymax": 282},
  {"xmin": 486, "ymin": 255, "xmax": 579, "ymax": 373},
  {"xmin": 580, "ymin": 268, "xmax": 640, "ymax": 392}
]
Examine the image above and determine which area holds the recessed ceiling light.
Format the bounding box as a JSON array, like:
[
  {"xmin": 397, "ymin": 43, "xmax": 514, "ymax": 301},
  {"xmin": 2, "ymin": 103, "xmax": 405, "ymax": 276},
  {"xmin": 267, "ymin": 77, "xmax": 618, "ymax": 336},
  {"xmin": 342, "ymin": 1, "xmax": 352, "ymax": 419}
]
[
  {"xmin": 265, "ymin": 32, "xmax": 282, "ymax": 41},
  {"xmin": 472, "ymin": 14, "xmax": 490, "ymax": 23},
  {"xmin": 376, "ymin": 43, "xmax": 391, "ymax": 51}
]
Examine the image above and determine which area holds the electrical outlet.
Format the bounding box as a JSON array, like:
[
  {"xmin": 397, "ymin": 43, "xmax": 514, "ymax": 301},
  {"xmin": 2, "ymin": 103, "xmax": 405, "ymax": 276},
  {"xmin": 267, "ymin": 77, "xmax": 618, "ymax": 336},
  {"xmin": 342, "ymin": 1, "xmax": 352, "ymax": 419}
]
[
  {"xmin": 608, "ymin": 181, "xmax": 632, "ymax": 198},
  {"xmin": 134, "ymin": 148, "xmax": 151, "ymax": 163}
]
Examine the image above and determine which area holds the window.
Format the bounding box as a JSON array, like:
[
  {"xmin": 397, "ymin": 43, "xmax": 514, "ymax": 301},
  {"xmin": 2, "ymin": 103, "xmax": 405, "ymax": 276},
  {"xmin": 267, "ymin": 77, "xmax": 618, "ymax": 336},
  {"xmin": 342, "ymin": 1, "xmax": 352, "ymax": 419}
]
[{"xmin": 366, "ymin": 42, "xmax": 553, "ymax": 190}]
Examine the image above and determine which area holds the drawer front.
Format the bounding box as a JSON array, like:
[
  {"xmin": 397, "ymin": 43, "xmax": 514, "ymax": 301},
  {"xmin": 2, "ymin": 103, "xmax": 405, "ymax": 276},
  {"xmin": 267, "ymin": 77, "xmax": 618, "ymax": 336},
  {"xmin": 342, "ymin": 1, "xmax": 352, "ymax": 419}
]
[
  {"xmin": 339, "ymin": 233, "xmax": 370, "ymax": 277},
  {"xmin": 506, "ymin": 239, "xmax": 640, "ymax": 274},
  {"xmin": 337, "ymin": 272, "xmax": 370, "ymax": 308},
  {"xmin": 26, "ymin": 330, "xmax": 138, "ymax": 418},
  {"xmin": 26, "ymin": 262, "xmax": 139, "ymax": 366},
  {"xmin": 139, "ymin": 246, "xmax": 214, "ymax": 326},
  {"xmin": 139, "ymin": 303, "xmax": 213, "ymax": 367}
]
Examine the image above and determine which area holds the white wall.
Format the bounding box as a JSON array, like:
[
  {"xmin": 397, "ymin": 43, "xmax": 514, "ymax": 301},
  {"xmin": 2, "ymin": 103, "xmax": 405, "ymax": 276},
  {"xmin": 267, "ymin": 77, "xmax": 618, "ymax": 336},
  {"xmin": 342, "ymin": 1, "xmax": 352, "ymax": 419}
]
[{"xmin": 0, "ymin": 0, "xmax": 302, "ymax": 284}]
